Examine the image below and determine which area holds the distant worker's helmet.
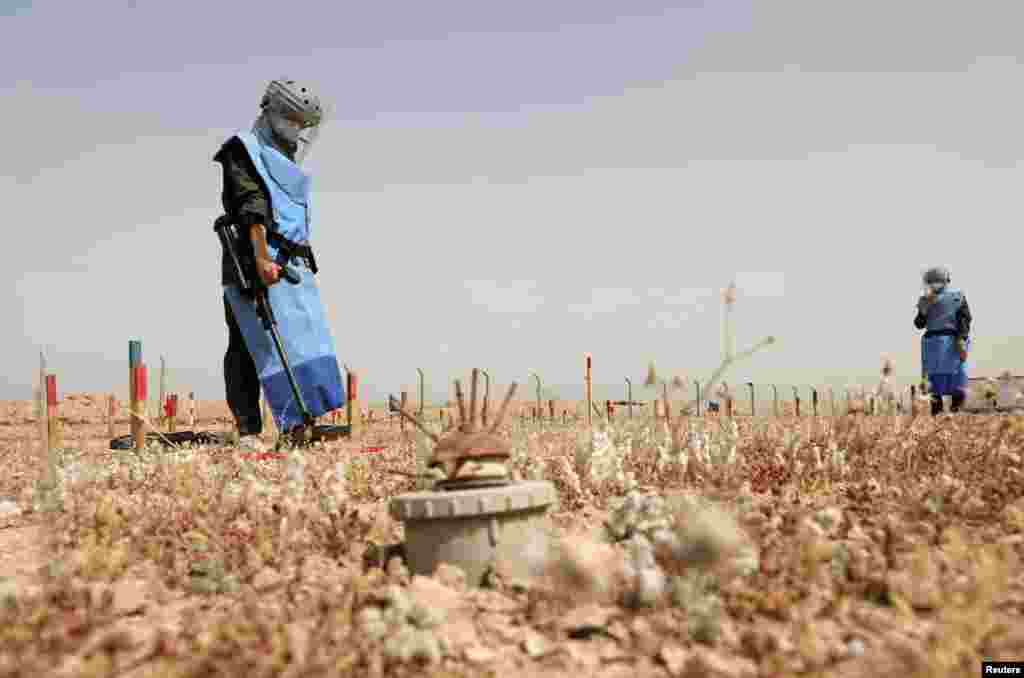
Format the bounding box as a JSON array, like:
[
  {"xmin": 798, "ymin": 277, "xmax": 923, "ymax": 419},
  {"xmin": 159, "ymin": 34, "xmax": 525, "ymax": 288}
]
[
  {"xmin": 259, "ymin": 77, "xmax": 326, "ymax": 163},
  {"xmin": 922, "ymin": 266, "xmax": 951, "ymax": 291}
]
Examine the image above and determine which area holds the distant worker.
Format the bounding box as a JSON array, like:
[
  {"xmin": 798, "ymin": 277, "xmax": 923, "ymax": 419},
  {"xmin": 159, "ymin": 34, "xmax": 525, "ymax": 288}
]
[
  {"xmin": 214, "ymin": 78, "xmax": 345, "ymax": 450},
  {"xmin": 915, "ymin": 266, "xmax": 971, "ymax": 415}
]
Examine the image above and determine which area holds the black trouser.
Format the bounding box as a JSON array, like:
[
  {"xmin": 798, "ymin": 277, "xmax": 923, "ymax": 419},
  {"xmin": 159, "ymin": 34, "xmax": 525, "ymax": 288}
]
[{"xmin": 224, "ymin": 296, "xmax": 263, "ymax": 435}]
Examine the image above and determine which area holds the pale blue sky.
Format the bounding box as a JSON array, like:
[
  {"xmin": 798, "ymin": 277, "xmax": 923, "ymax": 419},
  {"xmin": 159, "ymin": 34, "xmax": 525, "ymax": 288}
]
[{"xmin": 5, "ymin": 0, "xmax": 1023, "ymax": 402}]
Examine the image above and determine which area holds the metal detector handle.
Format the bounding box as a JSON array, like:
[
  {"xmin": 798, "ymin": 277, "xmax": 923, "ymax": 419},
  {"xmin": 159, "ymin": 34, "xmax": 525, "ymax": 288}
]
[
  {"xmin": 250, "ymin": 264, "xmax": 300, "ymax": 331},
  {"xmin": 214, "ymin": 215, "xmax": 301, "ymax": 288}
]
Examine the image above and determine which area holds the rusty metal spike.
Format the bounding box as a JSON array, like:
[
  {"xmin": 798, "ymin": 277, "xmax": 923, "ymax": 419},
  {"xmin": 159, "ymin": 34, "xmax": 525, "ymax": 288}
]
[
  {"xmin": 454, "ymin": 379, "xmax": 467, "ymax": 427},
  {"xmin": 468, "ymin": 368, "xmax": 479, "ymax": 432},
  {"xmin": 394, "ymin": 405, "xmax": 441, "ymax": 443},
  {"xmin": 489, "ymin": 382, "xmax": 518, "ymax": 433}
]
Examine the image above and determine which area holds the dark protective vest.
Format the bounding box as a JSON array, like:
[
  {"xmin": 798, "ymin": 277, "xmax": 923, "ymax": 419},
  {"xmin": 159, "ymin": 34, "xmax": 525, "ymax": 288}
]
[{"xmin": 924, "ymin": 287, "xmax": 963, "ymax": 334}]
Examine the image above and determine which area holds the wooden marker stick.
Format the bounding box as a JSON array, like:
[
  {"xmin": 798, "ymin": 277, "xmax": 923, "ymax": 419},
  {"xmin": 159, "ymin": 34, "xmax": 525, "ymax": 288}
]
[
  {"xmin": 158, "ymin": 356, "xmax": 167, "ymax": 428},
  {"xmin": 107, "ymin": 394, "xmax": 117, "ymax": 438},
  {"xmin": 37, "ymin": 352, "xmax": 47, "ymax": 461},
  {"xmin": 347, "ymin": 371, "xmax": 361, "ymax": 433}
]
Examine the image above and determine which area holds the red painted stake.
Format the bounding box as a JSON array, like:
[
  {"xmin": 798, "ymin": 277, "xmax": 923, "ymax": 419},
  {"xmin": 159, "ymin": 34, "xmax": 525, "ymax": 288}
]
[
  {"xmin": 348, "ymin": 372, "xmax": 358, "ymax": 401},
  {"xmin": 167, "ymin": 394, "xmax": 178, "ymax": 432},
  {"xmin": 164, "ymin": 394, "xmax": 178, "ymax": 418},
  {"xmin": 133, "ymin": 365, "xmax": 147, "ymax": 450},
  {"xmin": 45, "ymin": 375, "xmax": 57, "ymax": 419},
  {"xmin": 45, "ymin": 374, "xmax": 57, "ymax": 452},
  {"xmin": 133, "ymin": 366, "xmax": 147, "ymax": 402},
  {"xmin": 584, "ymin": 353, "xmax": 593, "ymax": 428},
  {"xmin": 39, "ymin": 373, "xmax": 59, "ymax": 489}
]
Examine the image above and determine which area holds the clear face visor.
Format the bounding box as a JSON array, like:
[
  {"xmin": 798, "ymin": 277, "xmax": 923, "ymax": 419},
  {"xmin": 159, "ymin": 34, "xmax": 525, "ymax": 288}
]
[
  {"xmin": 294, "ymin": 124, "xmax": 321, "ymax": 164},
  {"xmin": 266, "ymin": 105, "xmax": 324, "ymax": 164}
]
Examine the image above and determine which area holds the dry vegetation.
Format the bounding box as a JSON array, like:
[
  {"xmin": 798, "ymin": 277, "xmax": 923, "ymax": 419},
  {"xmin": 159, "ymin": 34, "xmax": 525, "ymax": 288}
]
[{"xmin": 1, "ymin": 393, "xmax": 1024, "ymax": 677}]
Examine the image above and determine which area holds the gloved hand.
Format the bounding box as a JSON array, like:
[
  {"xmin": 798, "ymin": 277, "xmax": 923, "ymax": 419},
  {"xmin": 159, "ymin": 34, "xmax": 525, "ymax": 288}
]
[
  {"xmin": 916, "ymin": 294, "xmax": 932, "ymax": 315},
  {"xmin": 255, "ymin": 256, "xmax": 281, "ymax": 286}
]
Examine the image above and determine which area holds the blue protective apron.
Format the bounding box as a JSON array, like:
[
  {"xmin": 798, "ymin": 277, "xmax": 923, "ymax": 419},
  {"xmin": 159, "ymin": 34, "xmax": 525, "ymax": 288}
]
[
  {"xmin": 920, "ymin": 287, "xmax": 968, "ymax": 397},
  {"xmin": 223, "ymin": 129, "xmax": 345, "ymax": 431}
]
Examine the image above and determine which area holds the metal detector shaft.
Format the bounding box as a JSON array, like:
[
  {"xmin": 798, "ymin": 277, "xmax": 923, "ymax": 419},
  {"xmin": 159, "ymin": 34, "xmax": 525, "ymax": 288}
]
[{"xmin": 254, "ymin": 292, "xmax": 315, "ymax": 428}]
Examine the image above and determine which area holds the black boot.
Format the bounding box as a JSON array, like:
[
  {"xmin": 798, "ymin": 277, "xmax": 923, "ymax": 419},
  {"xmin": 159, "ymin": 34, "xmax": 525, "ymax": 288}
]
[
  {"xmin": 950, "ymin": 391, "xmax": 965, "ymax": 413},
  {"xmin": 930, "ymin": 394, "xmax": 943, "ymax": 416}
]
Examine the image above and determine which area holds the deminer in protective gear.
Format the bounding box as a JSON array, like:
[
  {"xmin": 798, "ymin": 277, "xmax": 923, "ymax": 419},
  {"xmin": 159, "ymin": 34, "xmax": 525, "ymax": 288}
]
[
  {"xmin": 214, "ymin": 78, "xmax": 345, "ymax": 449},
  {"xmin": 915, "ymin": 266, "xmax": 972, "ymax": 415}
]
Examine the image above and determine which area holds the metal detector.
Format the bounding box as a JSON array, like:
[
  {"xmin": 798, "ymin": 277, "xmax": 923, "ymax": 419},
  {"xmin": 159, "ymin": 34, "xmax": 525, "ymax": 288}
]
[{"xmin": 215, "ymin": 215, "xmax": 349, "ymax": 447}]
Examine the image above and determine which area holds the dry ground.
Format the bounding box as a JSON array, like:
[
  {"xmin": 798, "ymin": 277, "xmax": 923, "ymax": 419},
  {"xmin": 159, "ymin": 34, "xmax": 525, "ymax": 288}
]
[{"xmin": 1, "ymin": 393, "xmax": 1023, "ymax": 677}]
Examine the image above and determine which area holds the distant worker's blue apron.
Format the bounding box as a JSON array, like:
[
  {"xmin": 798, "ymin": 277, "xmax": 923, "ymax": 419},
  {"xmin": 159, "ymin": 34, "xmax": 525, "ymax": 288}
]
[
  {"xmin": 922, "ymin": 334, "xmax": 969, "ymax": 397},
  {"xmin": 921, "ymin": 287, "xmax": 968, "ymax": 398},
  {"xmin": 223, "ymin": 128, "xmax": 344, "ymax": 431}
]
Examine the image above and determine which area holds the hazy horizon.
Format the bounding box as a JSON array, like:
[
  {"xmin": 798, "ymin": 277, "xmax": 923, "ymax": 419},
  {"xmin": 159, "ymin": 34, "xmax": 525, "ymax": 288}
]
[{"xmin": 6, "ymin": 1, "xmax": 1024, "ymax": 404}]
